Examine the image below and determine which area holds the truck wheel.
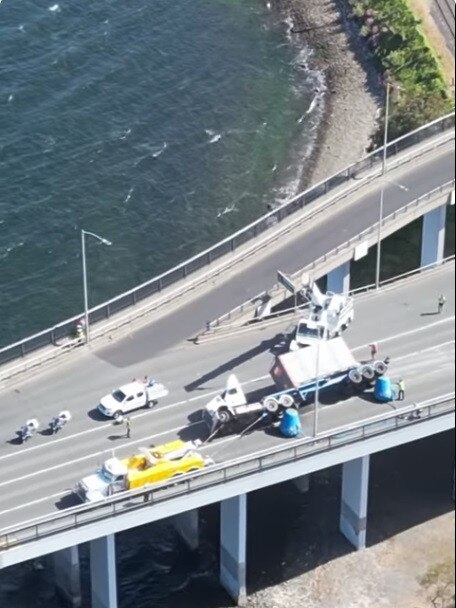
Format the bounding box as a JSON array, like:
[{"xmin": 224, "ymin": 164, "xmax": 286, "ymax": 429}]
[
  {"xmin": 263, "ymin": 397, "xmax": 280, "ymax": 413},
  {"xmin": 147, "ymin": 400, "xmax": 157, "ymax": 409},
  {"xmin": 374, "ymin": 361, "xmax": 388, "ymax": 376},
  {"xmin": 114, "ymin": 411, "xmax": 123, "ymax": 421},
  {"xmin": 361, "ymin": 365, "xmax": 375, "ymax": 381},
  {"xmin": 348, "ymin": 369, "xmax": 363, "ymax": 385},
  {"xmin": 279, "ymin": 394, "xmax": 295, "ymax": 409},
  {"xmin": 216, "ymin": 408, "xmax": 232, "ymax": 424}
]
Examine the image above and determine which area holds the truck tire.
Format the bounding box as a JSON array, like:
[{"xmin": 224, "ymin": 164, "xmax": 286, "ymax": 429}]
[
  {"xmin": 279, "ymin": 394, "xmax": 295, "ymax": 409},
  {"xmin": 216, "ymin": 408, "xmax": 232, "ymax": 424},
  {"xmin": 348, "ymin": 369, "xmax": 363, "ymax": 385},
  {"xmin": 361, "ymin": 365, "xmax": 375, "ymax": 381},
  {"xmin": 374, "ymin": 360, "xmax": 388, "ymax": 376},
  {"xmin": 147, "ymin": 400, "xmax": 157, "ymax": 409},
  {"xmin": 263, "ymin": 397, "xmax": 280, "ymax": 413},
  {"xmin": 114, "ymin": 411, "xmax": 123, "ymax": 421}
]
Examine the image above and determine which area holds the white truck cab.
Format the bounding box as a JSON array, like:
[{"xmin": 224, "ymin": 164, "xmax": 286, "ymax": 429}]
[
  {"xmin": 98, "ymin": 379, "xmax": 168, "ymax": 419},
  {"xmin": 77, "ymin": 458, "xmax": 128, "ymax": 502}
]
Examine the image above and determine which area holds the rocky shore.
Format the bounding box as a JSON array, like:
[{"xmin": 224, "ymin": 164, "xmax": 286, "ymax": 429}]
[{"xmin": 276, "ymin": 0, "xmax": 384, "ymax": 186}]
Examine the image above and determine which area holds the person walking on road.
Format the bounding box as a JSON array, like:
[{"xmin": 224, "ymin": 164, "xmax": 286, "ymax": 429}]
[
  {"xmin": 125, "ymin": 417, "xmax": 131, "ymax": 439},
  {"xmin": 438, "ymin": 294, "xmax": 447, "ymax": 314},
  {"xmin": 397, "ymin": 379, "xmax": 405, "ymax": 401},
  {"xmin": 369, "ymin": 342, "xmax": 378, "ymax": 360}
]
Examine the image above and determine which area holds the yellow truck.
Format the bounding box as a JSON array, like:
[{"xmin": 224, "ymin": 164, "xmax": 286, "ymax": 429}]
[{"xmin": 76, "ymin": 440, "xmax": 212, "ymax": 502}]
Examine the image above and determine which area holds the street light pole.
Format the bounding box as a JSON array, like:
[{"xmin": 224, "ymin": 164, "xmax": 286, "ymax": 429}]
[
  {"xmin": 375, "ymin": 81, "xmax": 391, "ymax": 290},
  {"xmin": 313, "ymin": 326, "xmax": 326, "ymax": 438},
  {"xmin": 81, "ymin": 229, "xmax": 112, "ymax": 344}
]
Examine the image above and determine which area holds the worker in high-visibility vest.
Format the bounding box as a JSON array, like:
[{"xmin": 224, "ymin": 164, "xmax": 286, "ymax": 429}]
[{"xmin": 397, "ymin": 379, "xmax": 405, "ymax": 401}]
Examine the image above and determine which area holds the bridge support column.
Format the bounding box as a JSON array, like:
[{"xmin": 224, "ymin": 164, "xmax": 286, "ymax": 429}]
[
  {"xmin": 53, "ymin": 546, "xmax": 82, "ymax": 608},
  {"xmin": 327, "ymin": 261, "xmax": 350, "ymax": 294},
  {"xmin": 90, "ymin": 535, "xmax": 118, "ymax": 608},
  {"xmin": 340, "ymin": 456, "xmax": 370, "ymax": 550},
  {"xmin": 174, "ymin": 509, "xmax": 199, "ymax": 551},
  {"xmin": 220, "ymin": 494, "xmax": 247, "ymax": 606},
  {"xmin": 293, "ymin": 474, "xmax": 311, "ymax": 494},
  {"xmin": 421, "ymin": 204, "xmax": 447, "ymax": 267}
]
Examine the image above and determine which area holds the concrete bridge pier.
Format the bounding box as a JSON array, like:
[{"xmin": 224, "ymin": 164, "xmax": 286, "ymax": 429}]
[
  {"xmin": 420, "ymin": 203, "xmax": 447, "ymax": 267},
  {"xmin": 220, "ymin": 494, "xmax": 247, "ymax": 606},
  {"xmin": 293, "ymin": 474, "xmax": 311, "ymax": 493},
  {"xmin": 90, "ymin": 534, "xmax": 118, "ymax": 608},
  {"xmin": 174, "ymin": 509, "xmax": 199, "ymax": 551},
  {"xmin": 53, "ymin": 546, "xmax": 82, "ymax": 608},
  {"xmin": 327, "ymin": 261, "xmax": 350, "ymax": 294},
  {"xmin": 340, "ymin": 456, "xmax": 370, "ymax": 550}
]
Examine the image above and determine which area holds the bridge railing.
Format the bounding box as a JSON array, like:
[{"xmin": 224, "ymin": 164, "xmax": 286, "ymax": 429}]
[
  {"xmin": 1, "ymin": 393, "xmax": 453, "ymax": 549},
  {"xmin": 205, "ymin": 179, "xmax": 456, "ymax": 332},
  {"xmin": 0, "ymin": 112, "xmax": 454, "ymax": 368}
]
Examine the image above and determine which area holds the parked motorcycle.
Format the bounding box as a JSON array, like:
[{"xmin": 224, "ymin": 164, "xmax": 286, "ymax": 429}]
[
  {"xmin": 18, "ymin": 419, "xmax": 40, "ymax": 443},
  {"xmin": 49, "ymin": 411, "xmax": 72, "ymax": 435}
]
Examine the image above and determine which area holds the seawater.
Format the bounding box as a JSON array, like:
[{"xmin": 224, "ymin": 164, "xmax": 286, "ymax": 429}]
[
  {"xmin": 0, "ymin": 0, "xmax": 323, "ymax": 348},
  {"xmin": 0, "ymin": 0, "xmax": 325, "ymax": 606}
]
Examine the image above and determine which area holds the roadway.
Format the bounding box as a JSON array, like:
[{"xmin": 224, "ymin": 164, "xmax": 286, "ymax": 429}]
[
  {"xmin": 95, "ymin": 141, "xmax": 454, "ymax": 362},
  {"xmin": 0, "ymin": 262, "xmax": 453, "ymax": 532}
]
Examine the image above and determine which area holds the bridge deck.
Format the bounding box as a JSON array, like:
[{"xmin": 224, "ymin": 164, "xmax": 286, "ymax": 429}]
[{"xmin": 0, "ymin": 262, "xmax": 453, "ymax": 533}]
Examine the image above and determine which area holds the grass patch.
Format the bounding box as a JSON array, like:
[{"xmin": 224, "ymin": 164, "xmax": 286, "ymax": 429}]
[{"xmin": 348, "ymin": 0, "xmax": 454, "ymax": 143}]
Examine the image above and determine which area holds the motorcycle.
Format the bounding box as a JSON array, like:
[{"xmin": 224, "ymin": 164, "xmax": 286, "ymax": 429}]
[
  {"xmin": 18, "ymin": 419, "xmax": 40, "ymax": 443},
  {"xmin": 49, "ymin": 411, "xmax": 72, "ymax": 435}
]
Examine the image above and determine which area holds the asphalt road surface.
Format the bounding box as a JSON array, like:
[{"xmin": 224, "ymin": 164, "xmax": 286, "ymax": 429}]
[
  {"xmin": 0, "ymin": 263, "xmax": 453, "ymax": 531},
  {"xmin": 97, "ymin": 142, "xmax": 454, "ymax": 362}
]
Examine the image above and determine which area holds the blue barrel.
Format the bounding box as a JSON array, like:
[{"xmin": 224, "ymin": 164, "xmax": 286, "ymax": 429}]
[
  {"xmin": 374, "ymin": 376, "xmax": 393, "ymax": 402},
  {"xmin": 279, "ymin": 408, "xmax": 302, "ymax": 438}
]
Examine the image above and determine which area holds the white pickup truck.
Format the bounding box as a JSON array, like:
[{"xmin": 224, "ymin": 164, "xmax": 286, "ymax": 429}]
[{"xmin": 98, "ymin": 379, "xmax": 169, "ymax": 419}]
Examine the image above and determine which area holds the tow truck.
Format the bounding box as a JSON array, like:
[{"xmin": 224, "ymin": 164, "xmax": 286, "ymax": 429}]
[
  {"xmin": 203, "ymin": 337, "xmax": 388, "ymax": 438},
  {"xmin": 98, "ymin": 378, "xmax": 169, "ymax": 419},
  {"xmin": 75, "ymin": 440, "xmax": 213, "ymax": 503}
]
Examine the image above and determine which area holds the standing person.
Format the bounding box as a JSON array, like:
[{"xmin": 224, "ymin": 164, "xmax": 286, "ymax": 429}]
[
  {"xmin": 397, "ymin": 379, "xmax": 405, "ymax": 401},
  {"xmin": 438, "ymin": 294, "xmax": 447, "ymax": 314},
  {"xmin": 369, "ymin": 342, "xmax": 378, "ymax": 360},
  {"xmin": 125, "ymin": 417, "xmax": 131, "ymax": 439}
]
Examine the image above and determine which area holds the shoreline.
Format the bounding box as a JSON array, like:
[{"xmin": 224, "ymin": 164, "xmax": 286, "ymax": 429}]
[{"xmin": 275, "ymin": 0, "xmax": 383, "ymax": 187}]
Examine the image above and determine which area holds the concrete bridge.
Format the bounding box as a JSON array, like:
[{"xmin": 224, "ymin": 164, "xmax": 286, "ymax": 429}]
[{"xmin": 0, "ymin": 116, "xmax": 454, "ymax": 607}]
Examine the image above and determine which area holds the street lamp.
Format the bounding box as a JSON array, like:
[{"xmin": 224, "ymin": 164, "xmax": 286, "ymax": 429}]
[
  {"xmin": 313, "ymin": 325, "xmax": 327, "ymax": 438},
  {"xmin": 375, "ymin": 81, "xmax": 392, "ymax": 290},
  {"xmin": 374, "ymin": 82, "xmax": 409, "ymax": 289},
  {"xmin": 81, "ymin": 229, "xmax": 112, "ymax": 344}
]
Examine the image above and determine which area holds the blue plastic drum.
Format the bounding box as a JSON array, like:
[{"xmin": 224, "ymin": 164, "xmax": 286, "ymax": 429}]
[
  {"xmin": 374, "ymin": 376, "xmax": 393, "ymax": 402},
  {"xmin": 279, "ymin": 408, "xmax": 302, "ymax": 438}
]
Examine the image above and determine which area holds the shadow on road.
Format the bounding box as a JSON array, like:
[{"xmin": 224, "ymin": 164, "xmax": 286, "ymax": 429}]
[
  {"xmin": 184, "ymin": 335, "xmax": 283, "ymax": 393},
  {"xmin": 56, "ymin": 493, "xmax": 80, "ymax": 511},
  {"xmin": 107, "ymin": 434, "xmax": 127, "ymax": 442},
  {"xmin": 6, "ymin": 436, "xmax": 23, "ymax": 446},
  {"xmin": 88, "ymin": 408, "xmax": 107, "ymax": 422}
]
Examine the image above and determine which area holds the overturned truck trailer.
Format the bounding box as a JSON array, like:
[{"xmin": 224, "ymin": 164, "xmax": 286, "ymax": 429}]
[{"xmin": 203, "ymin": 337, "xmax": 388, "ymax": 437}]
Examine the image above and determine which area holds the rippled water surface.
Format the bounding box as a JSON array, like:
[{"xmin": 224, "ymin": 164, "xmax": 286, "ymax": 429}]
[{"xmin": 0, "ymin": 0, "xmax": 323, "ymax": 347}]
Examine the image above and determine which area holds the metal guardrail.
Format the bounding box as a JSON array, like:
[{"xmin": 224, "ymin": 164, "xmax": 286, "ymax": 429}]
[
  {"xmin": 0, "ymin": 113, "xmax": 454, "ymax": 368},
  {"xmin": 0, "ymin": 393, "xmax": 453, "ymax": 549},
  {"xmin": 197, "ymin": 256, "xmax": 456, "ymax": 341},
  {"xmin": 207, "ymin": 180, "xmax": 456, "ymax": 330}
]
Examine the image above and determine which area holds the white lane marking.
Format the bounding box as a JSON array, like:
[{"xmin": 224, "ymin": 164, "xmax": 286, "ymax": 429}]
[
  {"xmin": 0, "ymin": 376, "xmax": 270, "ymax": 464},
  {"xmin": 0, "ymin": 492, "xmax": 67, "ymax": 518},
  {"xmin": 0, "ymin": 318, "xmax": 452, "ymax": 464},
  {"xmin": 393, "ymin": 340, "xmax": 454, "ymax": 363},
  {"xmin": 352, "ymin": 316, "xmax": 454, "ymax": 352},
  {"xmin": 0, "ymin": 422, "xmax": 205, "ymax": 489}
]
